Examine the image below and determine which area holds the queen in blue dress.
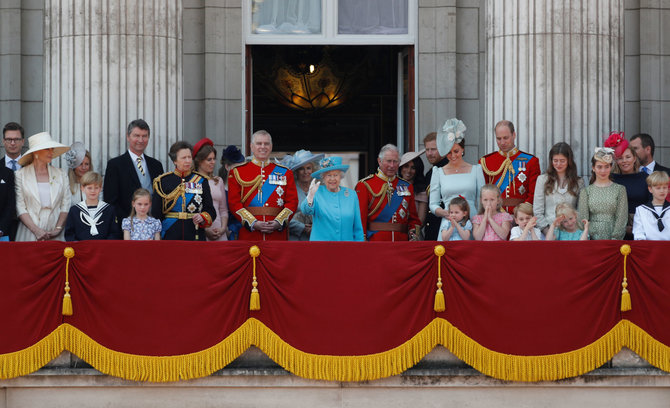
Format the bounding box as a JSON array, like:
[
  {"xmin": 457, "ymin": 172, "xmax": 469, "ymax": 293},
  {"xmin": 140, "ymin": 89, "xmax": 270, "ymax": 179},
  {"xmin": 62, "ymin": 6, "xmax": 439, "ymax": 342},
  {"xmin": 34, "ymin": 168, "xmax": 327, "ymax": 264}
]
[{"xmin": 300, "ymin": 156, "xmax": 365, "ymax": 242}]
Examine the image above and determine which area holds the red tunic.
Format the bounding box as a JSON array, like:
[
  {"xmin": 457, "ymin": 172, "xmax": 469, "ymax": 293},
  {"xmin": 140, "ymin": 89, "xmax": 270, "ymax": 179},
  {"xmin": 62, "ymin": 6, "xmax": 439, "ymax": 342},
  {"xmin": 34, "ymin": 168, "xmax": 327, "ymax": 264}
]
[
  {"xmin": 355, "ymin": 170, "xmax": 421, "ymax": 242},
  {"xmin": 479, "ymin": 148, "xmax": 541, "ymax": 214},
  {"xmin": 227, "ymin": 158, "xmax": 298, "ymax": 241}
]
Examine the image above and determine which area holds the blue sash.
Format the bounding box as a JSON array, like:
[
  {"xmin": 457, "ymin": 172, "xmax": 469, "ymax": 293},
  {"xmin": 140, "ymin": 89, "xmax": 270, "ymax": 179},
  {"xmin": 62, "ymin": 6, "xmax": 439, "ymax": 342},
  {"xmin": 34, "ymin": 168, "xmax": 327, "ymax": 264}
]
[
  {"xmin": 498, "ymin": 152, "xmax": 532, "ymax": 193},
  {"xmin": 250, "ymin": 166, "xmax": 288, "ymax": 207},
  {"xmin": 161, "ymin": 175, "xmax": 202, "ymax": 238},
  {"xmin": 367, "ymin": 179, "xmax": 407, "ymax": 239}
]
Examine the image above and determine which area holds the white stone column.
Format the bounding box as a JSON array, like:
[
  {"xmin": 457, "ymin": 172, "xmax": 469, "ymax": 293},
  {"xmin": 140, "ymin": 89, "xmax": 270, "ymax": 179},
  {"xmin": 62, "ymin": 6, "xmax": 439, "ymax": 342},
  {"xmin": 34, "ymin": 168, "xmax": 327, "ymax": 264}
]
[
  {"xmin": 44, "ymin": 0, "xmax": 182, "ymax": 171},
  {"xmin": 486, "ymin": 1, "xmax": 624, "ymax": 171}
]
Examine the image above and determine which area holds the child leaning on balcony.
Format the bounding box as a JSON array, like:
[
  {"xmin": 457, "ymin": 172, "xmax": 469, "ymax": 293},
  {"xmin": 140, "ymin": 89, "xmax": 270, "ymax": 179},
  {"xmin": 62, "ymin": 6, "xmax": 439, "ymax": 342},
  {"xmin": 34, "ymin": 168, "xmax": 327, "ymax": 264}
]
[
  {"xmin": 64, "ymin": 171, "xmax": 120, "ymax": 241},
  {"xmin": 545, "ymin": 202, "xmax": 589, "ymax": 241},
  {"xmin": 472, "ymin": 184, "xmax": 513, "ymax": 241},
  {"xmin": 509, "ymin": 202, "xmax": 544, "ymax": 241},
  {"xmin": 122, "ymin": 188, "xmax": 162, "ymax": 240},
  {"xmin": 633, "ymin": 171, "xmax": 670, "ymax": 240}
]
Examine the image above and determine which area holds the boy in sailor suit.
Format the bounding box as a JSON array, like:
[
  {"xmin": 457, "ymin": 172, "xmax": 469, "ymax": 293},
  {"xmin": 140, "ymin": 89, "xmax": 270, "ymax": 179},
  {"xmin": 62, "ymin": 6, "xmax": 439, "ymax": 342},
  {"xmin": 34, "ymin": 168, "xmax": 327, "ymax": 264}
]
[
  {"xmin": 64, "ymin": 172, "xmax": 120, "ymax": 241},
  {"xmin": 633, "ymin": 171, "xmax": 670, "ymax": 240}
]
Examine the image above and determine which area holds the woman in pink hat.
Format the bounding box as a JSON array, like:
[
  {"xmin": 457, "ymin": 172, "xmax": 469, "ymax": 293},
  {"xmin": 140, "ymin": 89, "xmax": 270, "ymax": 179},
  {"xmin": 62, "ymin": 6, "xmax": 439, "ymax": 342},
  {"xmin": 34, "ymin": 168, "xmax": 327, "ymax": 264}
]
[{"xmin": 15, "ymin": 132, "xmax": 71, "ymax": 241}]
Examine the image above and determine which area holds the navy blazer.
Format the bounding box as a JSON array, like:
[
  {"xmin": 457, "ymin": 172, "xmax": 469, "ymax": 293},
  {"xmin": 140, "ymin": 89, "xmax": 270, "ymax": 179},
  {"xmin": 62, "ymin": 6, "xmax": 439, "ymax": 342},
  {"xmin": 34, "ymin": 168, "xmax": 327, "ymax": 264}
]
[{"xmin": 103, "ymin": 151, "xmax": 164, "ymax": 220}]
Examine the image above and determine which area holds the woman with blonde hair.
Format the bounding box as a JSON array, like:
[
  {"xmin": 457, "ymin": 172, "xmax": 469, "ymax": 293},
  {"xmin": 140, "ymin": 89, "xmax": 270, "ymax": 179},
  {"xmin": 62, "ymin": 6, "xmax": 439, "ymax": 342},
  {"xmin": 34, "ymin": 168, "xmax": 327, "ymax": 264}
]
[{"xmin": 64, "ymin": 141, "xmax": 93, "ymax": 206}]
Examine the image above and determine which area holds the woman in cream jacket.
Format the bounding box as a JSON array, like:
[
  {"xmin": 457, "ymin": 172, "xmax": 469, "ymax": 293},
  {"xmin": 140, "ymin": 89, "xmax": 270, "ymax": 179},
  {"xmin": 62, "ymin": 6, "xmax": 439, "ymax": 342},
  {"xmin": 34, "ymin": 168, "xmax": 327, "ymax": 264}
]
[{"xmin": 15, "ymin": 132, "xmax": 70, "ymax": 241}]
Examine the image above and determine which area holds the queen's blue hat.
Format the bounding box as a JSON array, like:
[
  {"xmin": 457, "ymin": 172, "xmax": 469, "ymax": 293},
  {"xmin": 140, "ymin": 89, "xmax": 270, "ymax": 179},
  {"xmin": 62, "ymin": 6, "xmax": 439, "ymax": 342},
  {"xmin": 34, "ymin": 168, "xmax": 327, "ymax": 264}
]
[{"xmin": 311, "ymin": 156, "xmax": 350, "ymax": 179}]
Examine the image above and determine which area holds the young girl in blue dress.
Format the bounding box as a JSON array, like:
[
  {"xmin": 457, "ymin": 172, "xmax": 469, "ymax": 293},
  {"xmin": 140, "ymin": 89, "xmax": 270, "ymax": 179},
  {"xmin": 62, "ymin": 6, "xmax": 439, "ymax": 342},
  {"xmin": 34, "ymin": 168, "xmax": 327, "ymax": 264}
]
[
  {"xmin": 439, "ymin": 196, "xmax": 472, "ymax": 241},
  {"xmin": 545, "ymin": 203, "xmax": 589, "ymax": 241},
  {"xmin": 122, "ymin": 188, "xmax": 162, "ymax": 240}
]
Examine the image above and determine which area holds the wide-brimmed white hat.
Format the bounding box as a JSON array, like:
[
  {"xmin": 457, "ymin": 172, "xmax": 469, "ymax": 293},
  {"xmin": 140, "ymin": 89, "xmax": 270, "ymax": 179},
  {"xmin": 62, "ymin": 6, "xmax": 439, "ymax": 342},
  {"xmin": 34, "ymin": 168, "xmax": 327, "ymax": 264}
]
[
  {"xmin": 399, "ymin": 149, "xmax": 425, "ymax": 167},
  {"xmin": 18, "ymin": 132, "xmax": 70, "ymax": 166}
]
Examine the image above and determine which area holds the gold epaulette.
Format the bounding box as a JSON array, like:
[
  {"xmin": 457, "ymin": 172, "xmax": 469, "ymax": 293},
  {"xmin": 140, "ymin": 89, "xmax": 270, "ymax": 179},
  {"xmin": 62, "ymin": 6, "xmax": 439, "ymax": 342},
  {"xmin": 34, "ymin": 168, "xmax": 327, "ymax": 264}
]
[{"xmin": 357, "ymin": 174, "xmax": 374, "ymax": 184}]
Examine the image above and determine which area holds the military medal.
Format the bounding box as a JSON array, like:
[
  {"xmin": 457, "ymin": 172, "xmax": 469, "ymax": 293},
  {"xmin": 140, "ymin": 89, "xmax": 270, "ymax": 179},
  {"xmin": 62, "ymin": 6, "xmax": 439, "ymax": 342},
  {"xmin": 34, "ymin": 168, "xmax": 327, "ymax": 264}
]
[
  {"xmin": 519, "ymin": 185, "xmax": 526, "ymax": 195},
  {"xmin": 399, "ymin": 208, "xmax": 406, "ymax": 219},
  {"xmin": 194, "ymin": 194, "xmax": 202, "ymax": 205},
  {"xmin": 402, "ymin": 199, "xmax": 408, "ymax": 209},
  {"xmin": 187, "ymin": 203, "xmax": 197, "ymax": 213},
  {"xmin": 518, "ymin": 172, "xmax": 527, "ymax": 182},
  {"xmin": 277, "ymin": 198, "xmax": 284, "ymax": 206},
  {"xmin": 276, "ymin": 186, "xmax": 284, "ymax": 197}
]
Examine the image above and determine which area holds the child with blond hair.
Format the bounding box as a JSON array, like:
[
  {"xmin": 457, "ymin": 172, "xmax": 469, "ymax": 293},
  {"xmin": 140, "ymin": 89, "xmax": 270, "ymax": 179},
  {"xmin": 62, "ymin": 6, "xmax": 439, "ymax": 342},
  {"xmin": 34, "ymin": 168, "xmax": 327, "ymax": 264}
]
[
  {"xmin": 545, "ymin": 202, "xmax": 589, "ymax": 241},
  {"xmin": 633, "ymin": 171, "xmax": 670, "ymax": 240},
  {"xmin": 472, "ymin": 184, "xmax": 513, "ymax": 241},
  {"xmin": 510, "ymin": 203, "xmax": 544, "ymax": 241}
]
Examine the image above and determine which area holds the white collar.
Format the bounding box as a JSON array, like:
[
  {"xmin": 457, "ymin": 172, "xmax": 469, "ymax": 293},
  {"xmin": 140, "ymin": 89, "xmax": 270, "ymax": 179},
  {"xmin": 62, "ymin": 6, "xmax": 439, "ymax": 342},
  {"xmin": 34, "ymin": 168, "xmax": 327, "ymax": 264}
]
[
  {"xmin": 128, "ymin": 150, "xmax": 145, "ymax": 163},
  {"xmin": 5, "ymin": 155, "xmax": 21, "ymax": 164},
  {"xmin": 647, "ymin": 161, "xmax": 657, "ymax": 171},
  {"xmin": 76, "ymin": 200, "xmax": 109, "ymax": 236}
]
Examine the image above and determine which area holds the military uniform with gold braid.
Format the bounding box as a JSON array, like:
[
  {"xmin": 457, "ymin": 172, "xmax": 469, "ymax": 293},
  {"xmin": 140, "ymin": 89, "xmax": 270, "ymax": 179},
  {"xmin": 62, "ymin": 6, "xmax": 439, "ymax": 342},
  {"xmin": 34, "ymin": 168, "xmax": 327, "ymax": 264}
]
[
  {"xmin": 152, "ymin": 169, "xmax": 215, "ymax": 241},
  {"xmin": 479, "ymin": 147, "xmax": 540, "ymax": 214},
  {"xmin": 355, "ymin": 169, "xmax": 421, "ymax": 241},
  {"xmin": 227, "ymin": 158, "xmax": 298, "ymax": 240}
]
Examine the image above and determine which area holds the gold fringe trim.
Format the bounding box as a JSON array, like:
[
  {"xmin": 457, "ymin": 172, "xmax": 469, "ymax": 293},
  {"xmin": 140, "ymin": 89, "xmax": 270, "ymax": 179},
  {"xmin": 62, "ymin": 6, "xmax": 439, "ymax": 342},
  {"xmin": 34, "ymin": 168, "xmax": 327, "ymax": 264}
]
[
  {"xmin": 0, "ymin": 325, "xmax": 65, "ymax": 379},
  {"xmin": 62, "ymin": 323, "xmax": 250, "ymax": 382},
  {"xmin": 3, "ymin": 319, "xmax": 670, "ymax": 382},
  {"xmin": 624, "ymin": 320, "xmax": 670, "ymax": 372}
]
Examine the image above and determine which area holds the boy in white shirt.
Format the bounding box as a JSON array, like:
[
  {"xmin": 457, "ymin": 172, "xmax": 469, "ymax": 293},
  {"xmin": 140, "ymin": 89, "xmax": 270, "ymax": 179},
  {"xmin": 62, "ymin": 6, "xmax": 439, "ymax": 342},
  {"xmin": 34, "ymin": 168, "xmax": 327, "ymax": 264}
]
[
  {"xmin": 633, "ymin": 171, "xmax": 670, "ymax": 240},
  {"xmin": 510, "ymin": 202, "xmax": 544, "ymax": 241}
]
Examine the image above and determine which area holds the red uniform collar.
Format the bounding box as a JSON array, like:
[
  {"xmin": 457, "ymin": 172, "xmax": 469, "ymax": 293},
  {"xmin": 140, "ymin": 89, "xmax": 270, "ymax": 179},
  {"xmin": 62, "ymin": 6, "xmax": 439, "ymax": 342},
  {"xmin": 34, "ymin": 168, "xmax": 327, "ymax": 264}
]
[
  {"xmin": 173, "ymin": 169, "xmax": 192, "ymax": 178},
  {"xmin": 251, "ymin": 157, "xmax": 271, "ymax": 168},
  {"xmin": 376, "ymin": 168, "xmax": 396, "ymax": 182},
  {"xmin": 497, "ymin": 147, "xmax": 519, "ymax": 159}
]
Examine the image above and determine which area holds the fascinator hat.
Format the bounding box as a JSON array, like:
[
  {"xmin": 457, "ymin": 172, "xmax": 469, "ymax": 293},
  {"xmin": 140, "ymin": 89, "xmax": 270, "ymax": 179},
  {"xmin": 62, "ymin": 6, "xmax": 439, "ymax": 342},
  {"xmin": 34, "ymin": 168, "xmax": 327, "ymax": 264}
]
[
  {"xmin": 311, "ymin": 156, "xmax": 349, "ymax": 179},
  {"xmin": 603, "ymin": 131, "xmax": 628, "ymax": 158},
  {"xmin": 436, "ymin": 118, "xmax": 466, "ymax": 156},
  {"xmin": 192, "ymin": 138, "xmax": 214, "ymax": 159},
  {"xmin": 18, "ymin": 132, "xmax": 70, "ymax": 166},
  {"xmin": 221, "ymin": 145, "xmax": 245, "ymax": 164},
  {"xmin": 64, "ymin": 141, "xmax": 87, "ymax": 169},
  {"xmin": 279, "ymin": 149, "xmax": 324, "ymax": 171},
  {"xmin": 593, "ymin": 147, "xmax": 615, "ymax": 164}
]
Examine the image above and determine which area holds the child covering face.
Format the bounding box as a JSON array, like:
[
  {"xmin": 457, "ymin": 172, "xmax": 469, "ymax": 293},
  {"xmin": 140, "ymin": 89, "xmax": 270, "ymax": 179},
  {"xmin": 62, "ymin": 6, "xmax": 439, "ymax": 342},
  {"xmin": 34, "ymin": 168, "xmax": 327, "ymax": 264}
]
[
  {"xmin": 545, "ymin": 202, "xmax": 589, "ymax": 241},
  {"xmin": 439, "ymin": 196, "xmax": 472, "ymax": 241},
  {"xmin": 472, "ymin": 184, "xmax": 513, "ymax": 241},
  {"xmin": 510, "ymin": 203, "xmax": 544, "ymax": 241}
]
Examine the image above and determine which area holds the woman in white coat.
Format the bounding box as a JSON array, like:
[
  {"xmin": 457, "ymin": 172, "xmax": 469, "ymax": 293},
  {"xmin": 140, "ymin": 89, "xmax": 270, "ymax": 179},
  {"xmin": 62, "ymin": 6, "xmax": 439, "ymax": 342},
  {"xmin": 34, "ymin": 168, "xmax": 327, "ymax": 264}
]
[{"xmin": 15, "ymin": 132, "xmax": 71, "ymax": 241}]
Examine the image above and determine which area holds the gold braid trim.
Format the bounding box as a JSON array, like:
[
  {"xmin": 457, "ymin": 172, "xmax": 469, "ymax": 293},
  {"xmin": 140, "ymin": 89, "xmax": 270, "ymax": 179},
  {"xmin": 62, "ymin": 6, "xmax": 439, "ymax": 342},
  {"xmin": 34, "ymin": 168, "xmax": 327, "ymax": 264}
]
[
  {"xmin": 363, "ymin": 180, "xmax": 390, "ymax": 217},
  {"xmin": 233, "ymin": 167, "xmax": 263, "ymax": 203},
  {"xmin": 275, "ymin": 208, "xmax": 293, "ymax": 226},
  {"xmin": 480, "ymin": 157, "xmax": 515, "ymax": 188},
  {"xmin": 153, "ymin": 176, "xmax": 185, "ymax": 215},
  {"xmin": 236, "ymin": 208, "xmax": 257, "ymax": 227}
]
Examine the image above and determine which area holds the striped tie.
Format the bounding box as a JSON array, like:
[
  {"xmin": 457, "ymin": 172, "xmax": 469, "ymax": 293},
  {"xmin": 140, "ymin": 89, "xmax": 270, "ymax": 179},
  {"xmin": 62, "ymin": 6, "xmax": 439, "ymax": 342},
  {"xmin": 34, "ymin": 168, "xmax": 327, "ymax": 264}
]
[{"xmin": 136, "ymin": 157, "xmax": 145, "ymax": 176}]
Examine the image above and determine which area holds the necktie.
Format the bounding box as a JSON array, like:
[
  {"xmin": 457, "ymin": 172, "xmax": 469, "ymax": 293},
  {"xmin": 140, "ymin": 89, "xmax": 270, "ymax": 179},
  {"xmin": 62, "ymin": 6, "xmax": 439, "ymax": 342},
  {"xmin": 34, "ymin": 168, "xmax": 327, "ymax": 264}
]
[
  {"xmin": 641, "ymin": 166, "xmax": 649, "ymax": 175},
  {"xmin": 9, "ymin": 160, "xmax": 16, "ymax": 171},
  {"xmin": 136, "ymin": 157, "xmax": 145, "ymax": 176}
]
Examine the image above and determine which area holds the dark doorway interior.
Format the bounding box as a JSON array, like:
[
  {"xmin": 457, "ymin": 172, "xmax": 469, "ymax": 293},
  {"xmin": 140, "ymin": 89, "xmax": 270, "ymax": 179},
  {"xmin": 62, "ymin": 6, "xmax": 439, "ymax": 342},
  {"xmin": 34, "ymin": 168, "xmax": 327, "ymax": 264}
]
[{"xmin": 252, "ymin": 45, "xmax": 405, "ymax": 177}]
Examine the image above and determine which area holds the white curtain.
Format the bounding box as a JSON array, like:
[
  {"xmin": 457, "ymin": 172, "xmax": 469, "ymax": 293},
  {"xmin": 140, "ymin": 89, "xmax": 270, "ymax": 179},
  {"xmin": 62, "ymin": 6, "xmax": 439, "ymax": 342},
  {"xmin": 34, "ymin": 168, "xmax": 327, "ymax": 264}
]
[
  {"xmin": 252, "ymin": 0, "xmax": 321, "ymax": 34},
  {"xmin": 338, "ymin": 0, "xmax": 408, "ymax": 35}
]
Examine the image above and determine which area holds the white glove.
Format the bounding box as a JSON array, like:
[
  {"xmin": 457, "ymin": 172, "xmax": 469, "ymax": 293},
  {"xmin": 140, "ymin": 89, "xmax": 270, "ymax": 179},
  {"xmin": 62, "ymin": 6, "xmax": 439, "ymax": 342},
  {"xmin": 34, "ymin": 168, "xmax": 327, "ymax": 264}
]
[{"xmin": 306, "ymin": 178, "xmax": 320, "ymax": 205}]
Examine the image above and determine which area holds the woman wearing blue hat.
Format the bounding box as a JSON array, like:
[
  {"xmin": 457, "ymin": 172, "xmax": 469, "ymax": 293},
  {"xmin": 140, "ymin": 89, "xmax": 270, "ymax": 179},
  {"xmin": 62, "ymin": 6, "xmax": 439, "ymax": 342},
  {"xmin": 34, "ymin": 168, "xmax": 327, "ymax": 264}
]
[
  {"xmin": 300, "ymin": 156, "xmax": 365, "ymax": 241},
  {"xmin": 280, "ymin": 149, "xmax": 324, "ymax": 240}
]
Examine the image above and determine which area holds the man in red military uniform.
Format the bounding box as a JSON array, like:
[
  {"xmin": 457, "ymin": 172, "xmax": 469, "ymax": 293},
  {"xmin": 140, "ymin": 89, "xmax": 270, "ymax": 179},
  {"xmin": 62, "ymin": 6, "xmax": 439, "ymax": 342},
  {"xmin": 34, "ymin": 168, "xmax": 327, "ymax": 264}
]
[
  {"xmin": 228, "ymin": 130, "xmax": 298, "ymax": 240},
  {"xmin": 356, "ymin": 144, "xmax": 421, "ymax": 241},
  {"xmin": 479, "ymin": 120, "xmax": 540, "ymax": 214}
]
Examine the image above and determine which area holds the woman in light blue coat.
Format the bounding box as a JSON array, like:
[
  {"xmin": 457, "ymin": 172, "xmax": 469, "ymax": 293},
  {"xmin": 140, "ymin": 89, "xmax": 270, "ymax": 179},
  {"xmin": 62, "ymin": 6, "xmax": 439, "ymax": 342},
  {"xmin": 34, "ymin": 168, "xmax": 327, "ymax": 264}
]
[{"xmin": 300, "ymin": 156, "xmax": 365, "ymax": 242}]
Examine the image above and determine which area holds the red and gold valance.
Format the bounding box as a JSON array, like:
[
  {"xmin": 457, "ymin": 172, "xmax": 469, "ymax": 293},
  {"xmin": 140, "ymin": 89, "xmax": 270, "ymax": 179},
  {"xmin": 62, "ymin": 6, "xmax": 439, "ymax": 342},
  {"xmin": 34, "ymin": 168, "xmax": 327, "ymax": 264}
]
[{"xmin": 1, "ymin": 240, "xmax": 669, "ymax": 382}]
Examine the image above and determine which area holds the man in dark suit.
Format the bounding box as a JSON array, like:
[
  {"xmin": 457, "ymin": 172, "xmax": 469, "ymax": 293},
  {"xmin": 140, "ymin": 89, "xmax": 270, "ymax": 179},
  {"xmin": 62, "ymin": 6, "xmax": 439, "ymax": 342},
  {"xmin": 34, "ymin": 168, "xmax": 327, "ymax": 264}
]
[
  {"xmin": 103, "ymin": 119, "xmax": 164, "ymax": 220},
  {"xmin": 630, "ymin": 133, "xmax": 670, "ymax": 175},
  {"xmin": 1, "ymin": 122, "xmax": 24, "ymax": 240},
  {"xmin": 423, "ymin": 132, "xmax": 448, "ymax": 240},
  {"xmin": 0, "ymin": 165, "xmax": 14, "ymax": 240}
]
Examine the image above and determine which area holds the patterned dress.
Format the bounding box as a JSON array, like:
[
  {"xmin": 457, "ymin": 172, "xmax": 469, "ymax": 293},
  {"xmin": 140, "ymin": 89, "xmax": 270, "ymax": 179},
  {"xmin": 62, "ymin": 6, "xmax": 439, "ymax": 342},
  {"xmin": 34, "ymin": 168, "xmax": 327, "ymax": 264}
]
[
  {"xmin": 577, "ymin": 183, "xmax": 628, "ymax": 240},
  {"xmin": 472, "ymin": 212, "xmax": 514, "ymax": 241}
]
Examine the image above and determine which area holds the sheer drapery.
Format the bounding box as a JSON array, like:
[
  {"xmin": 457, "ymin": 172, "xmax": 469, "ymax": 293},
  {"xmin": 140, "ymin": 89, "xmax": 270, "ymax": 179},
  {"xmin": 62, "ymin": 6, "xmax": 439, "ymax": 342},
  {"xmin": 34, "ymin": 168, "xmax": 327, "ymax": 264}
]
[
  {"xmin": 252, "ymin": 0, "xmax": 321, "ymax": 34},
  {"xmin": 338, "ymin": 0, "xmax": 408, "ymax": 34}
]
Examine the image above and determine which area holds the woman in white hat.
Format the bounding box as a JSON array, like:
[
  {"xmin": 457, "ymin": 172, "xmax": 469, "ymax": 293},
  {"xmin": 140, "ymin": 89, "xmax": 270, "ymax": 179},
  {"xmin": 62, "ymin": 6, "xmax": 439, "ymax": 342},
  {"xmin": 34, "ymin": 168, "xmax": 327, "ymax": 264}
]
[
  {"xmin": 14, "ymin": 132, "xmax": 71, "ymax": 241},
  {"xmin": 301, "ymin": 156, "xmax": 364, "ymax": 241},
  {"xmin": 63, "ymin": 141, "xmax": 93, "ymax": 206},
  {"xmin": 280, "ymin": 149, "xmax": 324, "ymax": 240}
]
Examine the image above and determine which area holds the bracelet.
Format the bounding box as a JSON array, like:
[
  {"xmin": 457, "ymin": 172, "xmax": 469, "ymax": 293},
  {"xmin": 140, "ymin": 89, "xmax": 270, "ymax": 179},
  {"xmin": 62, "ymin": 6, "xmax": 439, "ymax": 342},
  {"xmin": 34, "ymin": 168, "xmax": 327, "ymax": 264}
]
[{"xmin": 55, "ymin": 226, "xmax": 63, "ymax": 230}]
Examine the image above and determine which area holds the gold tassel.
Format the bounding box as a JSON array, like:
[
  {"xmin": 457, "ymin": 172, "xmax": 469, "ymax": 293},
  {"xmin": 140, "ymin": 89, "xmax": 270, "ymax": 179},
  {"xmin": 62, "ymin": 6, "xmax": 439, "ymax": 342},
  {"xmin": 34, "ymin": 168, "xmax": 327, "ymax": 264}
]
[
  {"xmin": 620, "ymin": 244, "xmax": 631, "ymax": 312},
  {"xmin": 434, "ymin": 245, "xmax": 446, "ymax": 312},
  {"xmin": 62, "ymin": 247, "xmax": 75, "ymax": 316},
  {"xmin": 249, "ymin": 245, "xmax": 261, "ymax": 311}
]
